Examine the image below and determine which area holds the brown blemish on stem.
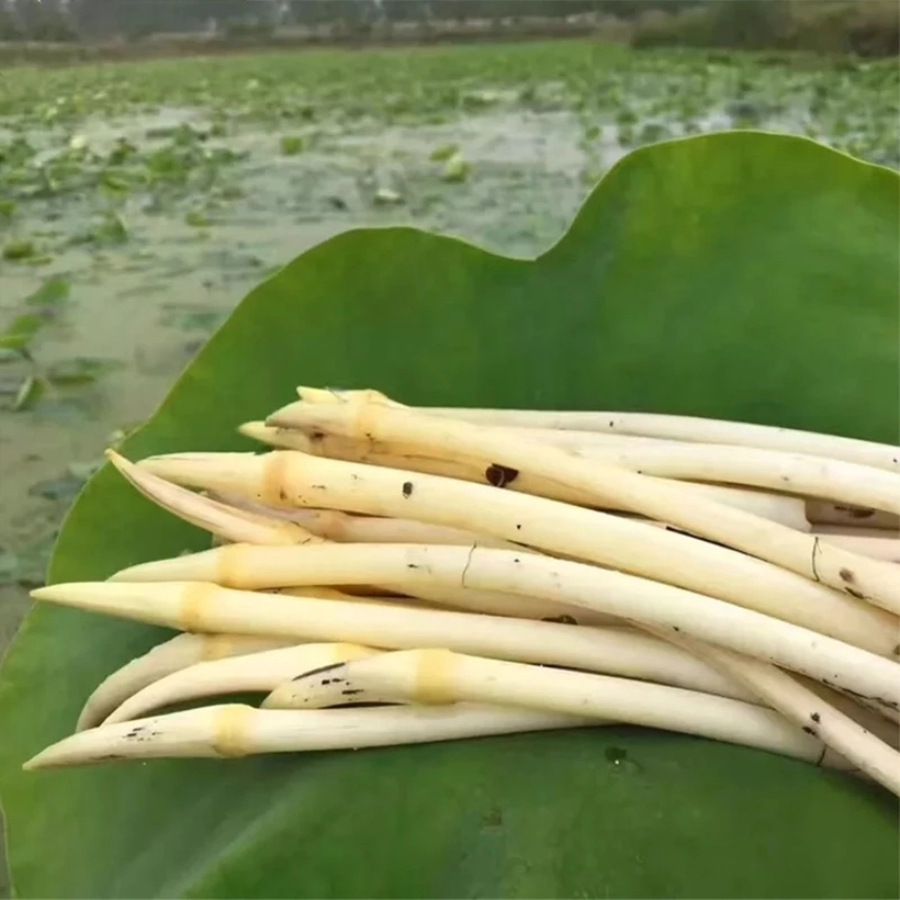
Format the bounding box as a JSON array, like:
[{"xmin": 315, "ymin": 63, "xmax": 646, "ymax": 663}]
[
  {"xmin": 484, "ymin": 464, "xmax": 519, "ymax": 488},
  {"xmin": 838, "ymin": 568, "xmax": 855, "ymax": 584},
  {"xmin": 351, "ymin": 396, "xmax": 380, "ymax": 443},
  {"xmin": 291, "ymin": 661, "xmax": 345, "ymax": 682},
  {"xmin": 835, "ymin": 505, "xmax": 876, "ymax": 520},
  {"xmin": 262, "ymin": 452, "xmax": 292, "ymax": 508}
]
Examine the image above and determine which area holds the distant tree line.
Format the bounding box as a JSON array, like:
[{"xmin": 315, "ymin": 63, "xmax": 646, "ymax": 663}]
[
  {"xmin": 0, "ymin": 0, "xmax": 894, "ymax": 57},
  {"xmin": 0, "ymin": 0, "xmax": 695, "ymax": 42}
]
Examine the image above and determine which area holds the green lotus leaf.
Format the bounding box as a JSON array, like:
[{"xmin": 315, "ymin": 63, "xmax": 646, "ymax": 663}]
[{"xmin": 1, "ymin": 132, "xmax": 897, "ymax": 898}]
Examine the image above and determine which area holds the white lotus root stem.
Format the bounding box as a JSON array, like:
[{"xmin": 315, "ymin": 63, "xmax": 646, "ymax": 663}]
[{"xmin": 23, "ymin": 386, "xmax": 900, "ymax": 799}]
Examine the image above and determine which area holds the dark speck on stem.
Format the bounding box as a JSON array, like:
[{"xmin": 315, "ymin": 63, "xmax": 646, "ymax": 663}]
[
  {"xmin": 484, "ymin": 463, "xmax": 519, "ymax": 488},
  {"xmin": 402, "ymin": 481, "xmax": 413, "ymax": 498},
  {"xmin": 541, "ymin": 614, "xmax": 578, "ymax": 625},
  {"xmin": 292, "ymin": 662, "xmax": 344, "ymax": 682}
]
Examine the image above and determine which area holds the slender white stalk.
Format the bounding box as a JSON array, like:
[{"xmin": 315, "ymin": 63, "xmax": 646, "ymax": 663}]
[
  {"xmin": 32, "ymin": 580, "xmax": 758, "ymax": 703},
  {"xmin": 23, "ymin": 703, "xmax": 596, "ymax": 770},
  {"xmin": 112, "ymin": 453, "xmax": 586, "ymax": 626},
  {"xmin": 248, "ymin": 416, "xmax": 900, "ymax": 522},
  {"xmin": 560, "ymin": 445, "xmax": 900, "ymax": 517},
  {"xmin": 285, "ymin": 402, "xmax": 900, "ymax": 497},
  {"xmin": 134, "ymin": 451, "xmax": 899, "ymax": 655},
  {"xmin": 100, "ymin": 546, "xmax": 900, "ymax": 707},
  {"xmin": 76, "ymin": 633, "xmax": 294, "ymax": 732},
  {"xmin": 272, "ymin": 586, "xmax": 480, "ymax": 606},
  {"xmin": 216, "ymin": 488, "xmax": 895, "ymax": 565},
  {"xmin": 640, "ymin": 520, "xmax": 900, "ymax": 565},
  {"xmin": 103, "ymin": 642, "xmax": 379, "ymax": 725},
  {"xmin": 271, "ymin": 649, "xmax": 856, "ymax": 774},
  {"xmin": 266, "ymin": 398, "xmax": 900, "ymax": 615},
  {"xmin": 106, "ymin": 450, "xmax": 316, "ymax": 545},
  {"xmin": 275, "ymin": 582, "xmax": 615, "ymax": 625},
  {"xmin": 291, "ymin": 507, "xmax": 520, "ymax": 548},
  {"xmin": 230, "ymin": 442, "xmax": 900, "ymax": 546},
  {"xmin": 666, "ymin": 637, "xmax": 900, "ymax": 796},
  {"xmin": 113, "ymin": 445, "xmax": 608, "ymax": 624},
  {"xmin": 272, "ymin": 588, "xmax": 451, "ymax": 612},
  {"xmin": 214, "ymin": 488, "xmax": 522, "ymax": 549},
  {"xmin": 414, "ymin": 406, "xmax": 900, "ymax": 472},
  {"xmin": 242, "ymin": 421, "xmax": 815, "ymax": 529}
]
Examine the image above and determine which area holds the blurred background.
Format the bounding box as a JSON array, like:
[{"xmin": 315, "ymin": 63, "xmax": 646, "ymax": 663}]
[
  {"xmin": 0, "ymin": 0, "xmax": 898, "ymax": 58},
  {"xmin": 0, "ymin": 9, "xmax": 897, "ymax": 887}
]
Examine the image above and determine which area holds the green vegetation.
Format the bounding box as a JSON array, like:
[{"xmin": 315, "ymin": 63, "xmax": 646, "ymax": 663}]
[
  {"xmin": 0, "ymin": 36, "xmax": 896, "ymax": 625},
  {"xmin": 633, "ymin": 1, "xmax": 899, "ymax": 57},
  {"xmin": 1, "ymin": 131, "xmax": 898, "ymax": 898},
  {"xmin": 0, "ymin": 42, "xmax": 897, "ymax": 892}
]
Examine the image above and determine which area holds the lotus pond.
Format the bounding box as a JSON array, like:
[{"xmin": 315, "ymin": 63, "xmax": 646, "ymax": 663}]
[
  {"xmin": 1, "ymin": 36, "xmax": 899, "ymax": 900},
  {"xmin": 0, "ymin": 37, "xmax": 898, "ymax": 677}
]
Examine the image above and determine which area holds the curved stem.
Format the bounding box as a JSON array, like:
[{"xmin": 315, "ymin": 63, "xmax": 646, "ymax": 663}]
[
  {"xmin": 106, "ymin": 450, "xmax": 316, "ymax": 545},
  {"xmin": 248, "ymin": 417, "xmax": 900, "ymax": 521},
  {"xmin": 98, "ymin": 544, "xmax": 900, "ymax": 705},
  {"xmin": 241, "ymin": 421, "xmax": 815, "ymax": 529},
  {"xmin": 111, "ymin": 455, "xmax": 604, "ymax": 626},
  {"xmin": 32, "ymin": 580, "xmax": 759, "ymax": 704},
  {"xmin": 134, "ymin": 450, "xmax": 899, "ymax": 656},
  {"xmin": 265, "ymin": 398, "xmax": 900, "ymax": 615},
  {"xmin": 274, "ymin": 649, "xmax": 860, "ymax": 779},
  {"xmin": 24, "ymin": 703, "xmax": 597, "ymax": 770},
  {"xmin": 642, "ymin": 626, "xmax": 900, "ymax": 794},
  {"xmin": 413, "ymin": 406, "xmax": 900, "ymax": 472},
  {"xmin": 102, "ymin": 642, "xmax": 378, "ymax": 725},
  {"xmin": 76, "ymin": 633, "xmax": 294, "ymax": 732}
]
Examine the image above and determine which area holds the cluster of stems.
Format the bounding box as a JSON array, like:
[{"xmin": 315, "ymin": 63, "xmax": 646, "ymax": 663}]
[{"xmin": 24, "ymin": 389, "xmax": 900, "ymax": 798}]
